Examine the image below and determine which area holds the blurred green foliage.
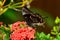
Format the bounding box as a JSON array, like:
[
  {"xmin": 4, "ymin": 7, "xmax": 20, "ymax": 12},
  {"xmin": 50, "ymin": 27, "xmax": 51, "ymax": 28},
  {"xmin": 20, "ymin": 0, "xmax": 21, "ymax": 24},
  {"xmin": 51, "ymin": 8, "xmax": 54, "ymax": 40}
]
[
  {"xmin": 35, "ymin": 32, "xmax": 51, "ymax": 40},
  {"xmin": 0, "ymin": 25, "xmax": 10, "ymax": 40},
  {"xmin": 51, "ymin": 17, "xmax": 60, "ymax": 36},
  {"xmin": 35, "ymin": 32, "xmax": 60, "ymax": 40}
]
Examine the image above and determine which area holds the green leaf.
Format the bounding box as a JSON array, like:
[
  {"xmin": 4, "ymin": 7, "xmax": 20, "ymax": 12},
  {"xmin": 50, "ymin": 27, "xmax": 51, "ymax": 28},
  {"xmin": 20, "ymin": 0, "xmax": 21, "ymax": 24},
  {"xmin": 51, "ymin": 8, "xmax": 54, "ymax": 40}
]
[
  {"xmin": 56, "ymin": 35, "xmax": 60, "ymax": 40},
  {"xmin": 4, "ymin": 34, "xmax": 10, "ymax": 40},
  {"xmin": 0, "ymin": 25, "xmax": 10, "ymax": 34},
  {"xmin": 53, "ymin": 26, "xmax": 58, "ymax": 32},
  {"xmin": 55, "ymin": 16, "xmax": 60, "ymax": 24},
  {"xmin": 39, "ymin": 32, "xmax": 45, "ymax": 38},
  {"xmin": 46, "ymin": 34, "xmax": 50, "ymax": 39},
  {"xmin": 51, "ymin": 26, "xmax": 59, "ymax": 35},
  {"xmin": 0, "ymin": 34, "xmax": 3, "ymax": 40},
  {"xmin": 35, "ymin": 32, "xmax": 51, "ymax": 40},
  {"xmin": 0, "ymin": 9, "xmax": 23, "ymax": 24},
  {"xmin": 51, "ymin": 32, "xmax": 56, "ymax": 35},
  {"xmin": 0, "ymin": 25, "xmax": 6, "ymax": 34}
]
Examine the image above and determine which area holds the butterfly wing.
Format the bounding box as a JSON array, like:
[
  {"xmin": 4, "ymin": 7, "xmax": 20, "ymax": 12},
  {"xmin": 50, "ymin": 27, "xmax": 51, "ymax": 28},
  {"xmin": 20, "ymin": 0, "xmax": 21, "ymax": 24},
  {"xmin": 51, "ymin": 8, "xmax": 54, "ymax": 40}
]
[{"xmin": 22, "ymin": 7, "xmax": 45, "ymax": 27}]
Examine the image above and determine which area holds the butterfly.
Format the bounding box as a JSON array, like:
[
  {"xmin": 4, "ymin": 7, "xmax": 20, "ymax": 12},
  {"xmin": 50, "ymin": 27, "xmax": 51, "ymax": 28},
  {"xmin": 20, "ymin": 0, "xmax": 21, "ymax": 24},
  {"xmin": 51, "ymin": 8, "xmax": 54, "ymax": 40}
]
[{"xmin": 22, "ymin": 6, "xmax": 45, "ymax": 27}]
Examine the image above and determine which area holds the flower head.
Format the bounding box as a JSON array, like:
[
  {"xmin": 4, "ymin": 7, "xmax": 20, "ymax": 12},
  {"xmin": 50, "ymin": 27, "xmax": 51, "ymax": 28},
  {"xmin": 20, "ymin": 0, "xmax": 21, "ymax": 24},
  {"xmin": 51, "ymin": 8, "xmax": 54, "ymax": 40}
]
[
  {"xmin": 10, "ymin": 26, "xmax": 35, "ymax": 40},
  {"xmin": 10, "ymin": 21, "xmax": 27, "ymax": 32}
]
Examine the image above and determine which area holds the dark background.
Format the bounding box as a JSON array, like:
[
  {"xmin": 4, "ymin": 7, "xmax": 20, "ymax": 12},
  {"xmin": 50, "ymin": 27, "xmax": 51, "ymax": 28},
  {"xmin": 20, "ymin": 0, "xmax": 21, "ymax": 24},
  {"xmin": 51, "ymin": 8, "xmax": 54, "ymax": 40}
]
[{"xmin": 31, "ymin": 0, "xmax": 60, "ymax": 17}]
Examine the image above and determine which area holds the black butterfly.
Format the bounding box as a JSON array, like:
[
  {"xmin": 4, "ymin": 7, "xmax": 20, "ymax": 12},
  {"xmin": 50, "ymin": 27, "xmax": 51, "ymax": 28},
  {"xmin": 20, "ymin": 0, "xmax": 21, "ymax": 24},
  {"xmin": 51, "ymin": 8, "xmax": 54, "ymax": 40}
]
[{"xmin": 22, "ymin": 6, "xmax": 45, "ymax": 27}]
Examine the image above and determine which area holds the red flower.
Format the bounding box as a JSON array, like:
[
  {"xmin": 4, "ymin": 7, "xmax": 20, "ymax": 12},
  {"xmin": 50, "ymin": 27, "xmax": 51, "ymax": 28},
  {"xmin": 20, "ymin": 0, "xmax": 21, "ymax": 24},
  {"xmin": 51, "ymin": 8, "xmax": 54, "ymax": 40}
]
[
  {"xmin": 11, "ymin": 21, "xmax": 26, "ymax": 32},
  {"xmin": 10, "ymin": 27, "xmax": 35, "ymax": 40}
]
